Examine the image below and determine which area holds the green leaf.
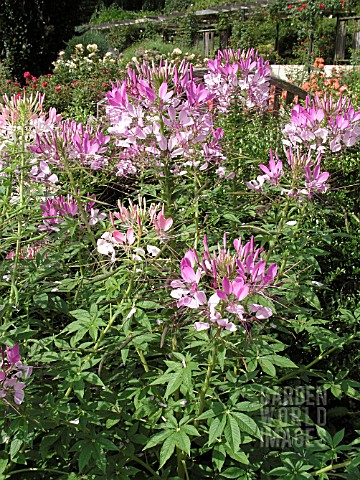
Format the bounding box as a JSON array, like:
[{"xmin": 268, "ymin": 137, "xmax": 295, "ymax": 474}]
[
  {"xmin": 82, "ymin": 372, "xmax": 105, "ymax": 387},
  {"xmin": 165, "ymin": 370, "xmax": 184, "ymax": 399},
  {"xmin": 208, "ymin": 415, "xmax": 226, "ymax": 445},
  {"xmin": 159, "ymin": 434, "xmax": 176, "ymax": 468},
  {"xmin": 174, "ymin": 430, "xmax": 191, "ymax": 456},
  {"xmin": 221, "ymin": 465, "xmax": 248, "ymax": 478},
  {"xmin": 144, "ymin": 430, "xmax": 174, "ymax": 450},
  {"xmin": 333, "ymin": 428, "xmax": 345, "ymax": 447},
  {"xmin": 259, "ymin": 358, "xmax": 276, "ymax": 376},
  {"xmin": 78, "ymin": 445, "xmax": 92, "ymax": 472},
  {"xmin": 10, "ymin": 439, "xmax": 22, "ymax": 460},
  {"xmin": 212, "ymin": 443, "xmax": 226, "ymax": 472},
  {"xmin": 232, "ymin": 412, "xmax": 262, "ymax": 440},
  {"xmin": 224, "ymin": 445, "xmax": 249, "ymax": 465},
  {"xmin": 217, "ymin": 344, "xmax": 226, "ymax": 371},
  {"xmin": 73, "ymin": 379, "xmax": 85, "ymax": 399},
  {"xmin": 224, "ymin": 415, "xmax": 241, "ymax": 452},
  {"xmin": 316, "ymin": 426, "xmax": 333, "ymax": 445},
  {"xmin": 181, "ymin": 425, "xmax": 200, "ymax": 436},
  {"xmin": 69, "ymin": 309, "xmax": 92, "ymax": 323},
  {"xmin": 263, "ymin": 354, "xmax": 297, "ymax": 368},
  {"xmin": 300, "ymin": 286, "xmax": 321, "ymax": 310}
]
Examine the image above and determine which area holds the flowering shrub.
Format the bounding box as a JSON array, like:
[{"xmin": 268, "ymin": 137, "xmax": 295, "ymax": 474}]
[
  {"xmin": 0, "ymin": 48, "xmax": 359, "ymax": 479},
  {"xmin": 301, "ymin": 58, "xmax": 350, "ymax": 98}
]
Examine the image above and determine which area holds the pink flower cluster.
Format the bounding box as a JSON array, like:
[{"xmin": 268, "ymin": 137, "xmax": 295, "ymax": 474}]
[
  {"xmin": 97, "ymin": 197, "xmax": 173, "ymax": 262},
  {"xmin": 106, "ymin": 60, "xmax": 226, "ymax": 177},
  {"xmin": 30, "ymin": 119, "xmax": 110, "ymax": 172},
  {"xmin": 247, "ymin": 147, "xmax": 329, "ymax": 200},
  {"xmin": 282, "ymin": 94, "xmax": 360, "ymax": 153},
  {"xmin": 204, "ymin": 48, "xmax": 271, "ymax": 113},
  {"xmin": 39, "ymin": 194, "xmax": 105, "ymax": 232},
  {"xmin": 170, "ymin": 235, "xmax": 277, "ymax": 335},
  {"xmin": 0, "ymin": 344, "xmax": 32, "ymax": 405}
]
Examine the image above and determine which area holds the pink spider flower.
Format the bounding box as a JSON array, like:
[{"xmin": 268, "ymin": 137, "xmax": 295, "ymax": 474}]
[
  {"xmin": 0, "ymin": 344, "xmax": 32, "ymax": 405},
  {"xmin": 171, "ymin": 234, "xmax": 278, "ymax": 334}
]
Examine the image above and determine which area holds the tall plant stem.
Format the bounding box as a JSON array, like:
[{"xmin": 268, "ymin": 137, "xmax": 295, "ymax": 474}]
[
  {"xmin": 62, "ymin": 155, "xmax": 98, "ymax": 251},
  {"xmin": 276, "ymin": 338, "xmax": 354, "ymax": 384},
  {"xmin": 196, "ymin": 340, "xmax": 219, "ymax": 423},
  {"xmin": 193, "ymin": 171, "xmax": 200, "ymax": 250},
  {"xmin": 9, "ymin": 126, "xmax": 26, "ymax": 311}
]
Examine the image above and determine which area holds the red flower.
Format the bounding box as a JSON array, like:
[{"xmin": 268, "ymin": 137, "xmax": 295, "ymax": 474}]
[
  {"xmin": 319, "ymin": 3, "xmax": 325, "ymax": 8},
  {"xmin": 23, "ymin": 71, "xmax": 32, "ymax": 78},
  {"xmin": 55, "ymin": 85, "xmax": 61, "ymax": 91},
  {"xmin": 302, "ymin": 3, "xmax": 306, "ymax": 7},
  {"xmin": 288, "ymin": 4, "xmax": 293, "ymax": 8},
  {"xmin": 6, "ymin": 79, "xmax": 11, "ymax": 84},
  {"xmin": 42, "ymin": 82, "xmax": 48, "ymax": 87},
  {"xmin": 298, "ymin": 6, "xmax": 302, "ymax": 10}
]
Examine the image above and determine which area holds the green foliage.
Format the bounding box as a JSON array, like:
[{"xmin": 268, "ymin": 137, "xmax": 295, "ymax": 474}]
[{"xmin": 0, "ymin": 49, "xmax": 359, "ymax": 479}]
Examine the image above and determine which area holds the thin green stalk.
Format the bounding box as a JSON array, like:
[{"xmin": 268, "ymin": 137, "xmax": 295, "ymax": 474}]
[
  {"xmin": 196, "ymin": 339, "xmax": 219, "ymax": 423},
  {"xmin": 193, "ymin": 170, "xmax": 199, "ymax": 250},
  {"xmin": 312, "ymin": 459, "xmax": 352, "ymax": 476},
  {"xmin": 9, "ymin": 125, "xmax": 26, "ymax": 311},
  {"xmin": 61, "ymin": 154, "xmax": 98, "ymax": 251},
  {"xmin": 276, "ymin": 340, "xmax": 351, "ymax": 384}
]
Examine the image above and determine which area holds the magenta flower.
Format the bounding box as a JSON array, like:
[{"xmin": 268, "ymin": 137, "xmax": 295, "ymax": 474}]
[
  {"xmin": 0, "ymin": 344, "xmax": 32, "ymax": 405},
  {"xmin": 170, "ymin": 235, "xmax": 278, "ymax": 334},
  {"xmin": 283, "ymin": 94, "xmax": 360, "ymax": 154},
  {"xmin": 204, "ymin": 48, "xmax": 271, "ymax": 113}
]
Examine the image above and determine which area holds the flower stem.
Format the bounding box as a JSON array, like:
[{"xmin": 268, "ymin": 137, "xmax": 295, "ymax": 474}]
[{"xmin": 196, "ymin": 340, "xmax": 219, "ymax": 422}]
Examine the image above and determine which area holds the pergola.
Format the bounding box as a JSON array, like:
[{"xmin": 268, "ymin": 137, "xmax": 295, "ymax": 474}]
[{"xmin": 85, "ymin": 1, "xmax": 359, "ymax": 63}]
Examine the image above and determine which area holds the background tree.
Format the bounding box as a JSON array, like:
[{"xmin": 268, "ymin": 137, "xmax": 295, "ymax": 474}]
[{"xmin": 0, "ymin": 0, "xmax": 98, "ymax": 80}]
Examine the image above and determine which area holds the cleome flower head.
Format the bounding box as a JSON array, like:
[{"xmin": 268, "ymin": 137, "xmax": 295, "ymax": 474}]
[
  {"xmin": 170, "ymin": 234, "xmax": 278, "ymax": 335},
  {"xmin": 0, "ymin": 344, "xmax": 32, "ymax": 405}
]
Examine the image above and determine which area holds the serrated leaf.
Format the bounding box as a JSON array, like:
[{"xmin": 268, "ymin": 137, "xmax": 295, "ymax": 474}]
[
  {"xmin": 159, "ymin": 434, "xmax": 176, "ymax": 468},
  {"xmin": 316, "ymin": 425, "xmax": 332, "ymax": 445},
  {"xmin": 224, "ymin": 444, "xmax": 249, "ymax": 465},
  {"xmin": 82, "ymin": 372, "xmax": 105, "ymax": 387},
  {"xmin": 259, "ymin": 358, "xmax": 276, "ymax": 376},
  {"xmin": 232, "ymin": 412, "xmax": 262, "ymax": 440},
  {"xmin": 10, "ymin": 439, "xmax": 22, "ymax": 460},
  {"xmin": 144, "ymin": 430, "xmax": 173, "ymax": 450},
  {"xmin": 333, "ymin": 428, "xmax": 345, "ymax": 447},
  {"xmin": 174, "ymin": 430, "xmax": 191, "ymax": 456},
  {"xmin": 263, "ymin": 354, "xmax": 297, "ymax": 368},
  {"xmin": 213, "ymin": 443, "xmax": 226, "ymax": 472},
  {"xmin": 181, "ymin": 425, "xmax": 200, "ymax": 436},
  {"xmin": 78, "ymin": 445, "xmax": 92, "ymax": 472},
  {"xmin": 208, "ymin": 415, "xmax": 226, "ymax": 445},
  {"xmin": 165, "ymin": 370, "xmax": 184, "ymax": 399},
  {"xmin": 69, "ymin": 309, "xmax": 91, "ymax": 322},
  {"xmin": 224, "ymin": 415, "xmax": 240, "ymax": 452}
]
